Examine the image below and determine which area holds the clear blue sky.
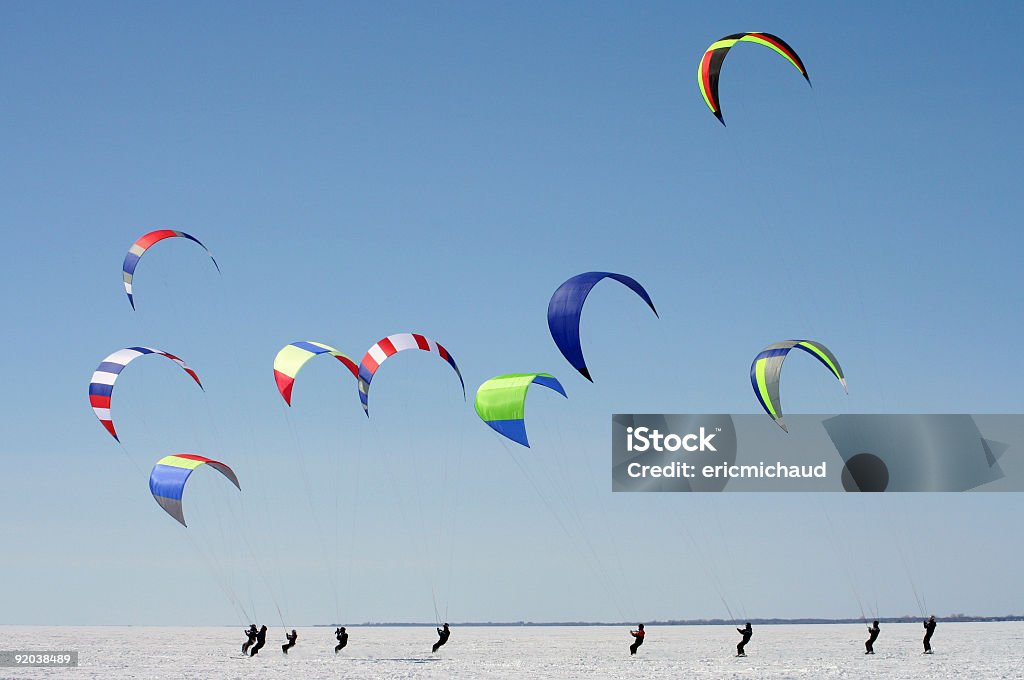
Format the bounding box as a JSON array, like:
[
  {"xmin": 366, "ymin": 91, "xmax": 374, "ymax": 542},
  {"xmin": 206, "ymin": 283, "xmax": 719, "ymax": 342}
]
[{"xmin": 1, "ymin": 1, "xmax": 1022, "ymax": 626}]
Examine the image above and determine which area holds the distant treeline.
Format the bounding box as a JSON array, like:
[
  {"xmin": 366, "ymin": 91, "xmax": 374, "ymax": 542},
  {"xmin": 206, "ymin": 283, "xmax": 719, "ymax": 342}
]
[{"xmin": 319, "ymin": 615, "xmax": 1024, "ymax": 627}]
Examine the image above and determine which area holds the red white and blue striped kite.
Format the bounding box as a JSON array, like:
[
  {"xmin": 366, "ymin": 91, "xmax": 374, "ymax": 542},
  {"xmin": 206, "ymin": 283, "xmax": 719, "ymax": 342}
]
[
  {"xmin": 89, "ymin": 347, "xmax": 203, "ymax": 441},
  {"xmin": 149, "ymin": 454, "xmax": 240, "ymax": 526},
  {"xmin": 122, "ymin": 229, "xmax": 220, "ymax": 309},
  {"xmin": 357, "ymin": 333, "xmax": 465, "ymax": 416}
]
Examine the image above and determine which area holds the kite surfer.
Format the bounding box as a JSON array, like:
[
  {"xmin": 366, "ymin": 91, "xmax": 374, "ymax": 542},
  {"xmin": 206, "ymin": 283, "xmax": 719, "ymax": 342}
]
[
  {"xmin": 923, "ymin": 616, "xmax": 937, "ymax": 653},
  {"xmin": 736, "ymin": 622, "xmax": 752, "ymax": 656},
  {"xmin": 242, "ymin": 624, "xmax": 258, "ymax": 654},
  {"xmin": 282, "ymin": 629, "xmax": 297, "ymax": 654},
  {"xmin": 432, "ymin": 623, "xmax": 450, "ymax": 653},
  {"xmin": 249, "ymin": 625, "xmax": 267, "ymax": 656},
  {"xmin": 335, "ymin": 627, "xmax": 348, "ymax": 653},
  {"xmin": 629, "ymin": 624, "xmax": 645, "ymax": 655},
  {"xmin": 865, "ymin": 620, "xmax": 880, "ymax": 654}
]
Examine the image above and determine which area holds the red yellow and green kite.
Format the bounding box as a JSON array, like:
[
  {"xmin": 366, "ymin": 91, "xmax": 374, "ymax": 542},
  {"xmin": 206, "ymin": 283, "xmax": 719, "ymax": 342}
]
[{"xmin": 698, "ymin": 32, "xmax": 809, "ymax": 125}]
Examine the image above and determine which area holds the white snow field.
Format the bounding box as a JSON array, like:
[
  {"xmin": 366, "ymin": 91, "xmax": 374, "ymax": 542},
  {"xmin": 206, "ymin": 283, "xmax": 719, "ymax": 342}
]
[{"xmin": 0, "ymin": 622, "xmax": 1021, "ymax": 679}]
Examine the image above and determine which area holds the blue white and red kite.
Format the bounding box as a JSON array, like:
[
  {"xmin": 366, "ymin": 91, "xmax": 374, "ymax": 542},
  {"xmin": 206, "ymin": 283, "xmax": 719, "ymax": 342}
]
[
  {"xmin": 89, "ymin": 347, "xmax": 203, "ymax": 441},
  {"xmin": 122, "ymin": 229, "xmax": 220, "ymax": 309},
  {"xmin": 357, "ymin": 333, "xmax": 465, "ymax": 416}
]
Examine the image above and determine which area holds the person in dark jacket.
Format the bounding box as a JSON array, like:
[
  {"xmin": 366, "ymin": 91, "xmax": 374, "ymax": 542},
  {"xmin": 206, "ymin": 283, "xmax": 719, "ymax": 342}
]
[
  {"xmin": 736, "ymin": 622, "xmax": 752, "ymax": 657},
  {"xmin": 865, "ymin": 620, "xmax": 880, "ymax": 654},
  {"xmin": 249, "ymin": 625, "xmax": 268, "ymax": 656},
  {"xmin": 335, "ymin": 627, "xmax": 348, "ymax": 653},
  {"xmin": 629, "ymin": 624, "xmax": 645, "ymax": 655},
  {"xmin": 432, "ymin": 623, "xmax": 450, "ymax": 653},
  {"xmin": 242, "ymin": 624, "xmax": 258, "ymax": 654},
  {"xmin": 281, "ymin": 629, "xmax": 297, "ymax": 654},
  {"xmin": 923, "ymin": 616, "xmax": 937, "ymax": 654}
]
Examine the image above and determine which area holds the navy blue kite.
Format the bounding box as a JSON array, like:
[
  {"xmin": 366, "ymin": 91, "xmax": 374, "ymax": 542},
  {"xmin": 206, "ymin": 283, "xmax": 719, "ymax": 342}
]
[{"xmin": 547, "ymin": 272, "xmax": 658, "ymax": 381}]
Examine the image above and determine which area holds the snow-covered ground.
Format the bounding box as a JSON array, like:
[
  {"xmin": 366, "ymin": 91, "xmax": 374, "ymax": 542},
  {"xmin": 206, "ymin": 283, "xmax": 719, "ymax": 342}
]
[{"xmin": 1, "ymin": 622, "xmax": 1021, "ymax": 679}]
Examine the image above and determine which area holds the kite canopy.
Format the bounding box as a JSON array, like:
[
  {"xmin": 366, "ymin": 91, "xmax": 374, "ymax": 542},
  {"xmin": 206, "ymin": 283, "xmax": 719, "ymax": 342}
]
[
  {"xmin": 751, "ymin": 340, "xmax": 846, "ymax": 432},
  {"xmin": 149, "ymin": 454, "xmax": 240, "ymax": 526},
  {"xmin": 547, "ymin": 272, "xmax": 658, "ymax": 382},
  {"xmin": 273, "ymin": 341, "xmax": 359, "ymax": 406},
  {"xmin": 475, "ymin": 373, "xmax": 567, "ymax": 447},
  {"xmin": 123, "ymin": 229, "xmax": 220, "ymax": 309},
  {"xmin": 89, "ymin": 347, "xmax": 203, "ymax": 441},
  {"xmin": 698, "ymin": 32, "xmax": 809, "ymax": 124},
  {"xmin": 357, "ymin": 333, "xmax": 465, "ymax": 416}
]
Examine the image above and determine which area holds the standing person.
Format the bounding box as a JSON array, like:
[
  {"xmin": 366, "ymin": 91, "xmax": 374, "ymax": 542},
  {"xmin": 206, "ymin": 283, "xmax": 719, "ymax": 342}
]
[
  {"xmin": 335, "ymin": 627, "xmax": 349, "ymax": 653},
  {"xmin": 736, "ymin": 622, "xmax": 752, "ymax": 657},
  {"xmin": 242, "ymin": 624, "xmax": 258, "ymax": 654},
  {"xmin": 249, "ymin": 625, "xmax": 268, "ymax": 657},
  {"xmin": 923, "ymin": 615, "xmax": 937, "ymax": 654},
  {"xmin": 629, "ymin": 624, "xmax": 645, "ymax": 655},
  {"xmin": 282, "ymin": 629, "xmax": 298, "ymax": 654},
  {"xmin": 865, "ymin": 620, "xmax": 880, "ymax": 654},
  {"xmin": 432, "ymin": 623, "xmax": 451, "ymax": 653}
]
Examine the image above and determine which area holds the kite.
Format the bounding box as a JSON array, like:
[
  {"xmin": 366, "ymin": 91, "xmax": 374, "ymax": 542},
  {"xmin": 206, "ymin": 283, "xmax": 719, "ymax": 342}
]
[
  {"xmin": 123, "ymin": 229, "xmax": 220, "ymax": 309},
  {"xmin": 149, "ymin": 454, "xmax": 240, "ymax": 526},
  {"xmin": 698, "ymin": 32, "xmax": 809, "ymax": 124},
  {"xmin": 751, "ymin": 340, "xmax": 846, "ymax": 432},
  {"xmin": 273, "ymin": 341, "xmax": 359, "ymax": 406},
  {"xmin": 357, "ymin": 333, "xmax": 464, "ymax": 415},
  {"xmin": 547, "ymin": 272, "xmax": 658, "ymax": 381},
  {"xmin": 89, "ymin": 347, "xmax": 203, "ymax": 441},
  {"xmin": 475, "ymin": 373, "xmax": 567, "ymax": 447}
]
